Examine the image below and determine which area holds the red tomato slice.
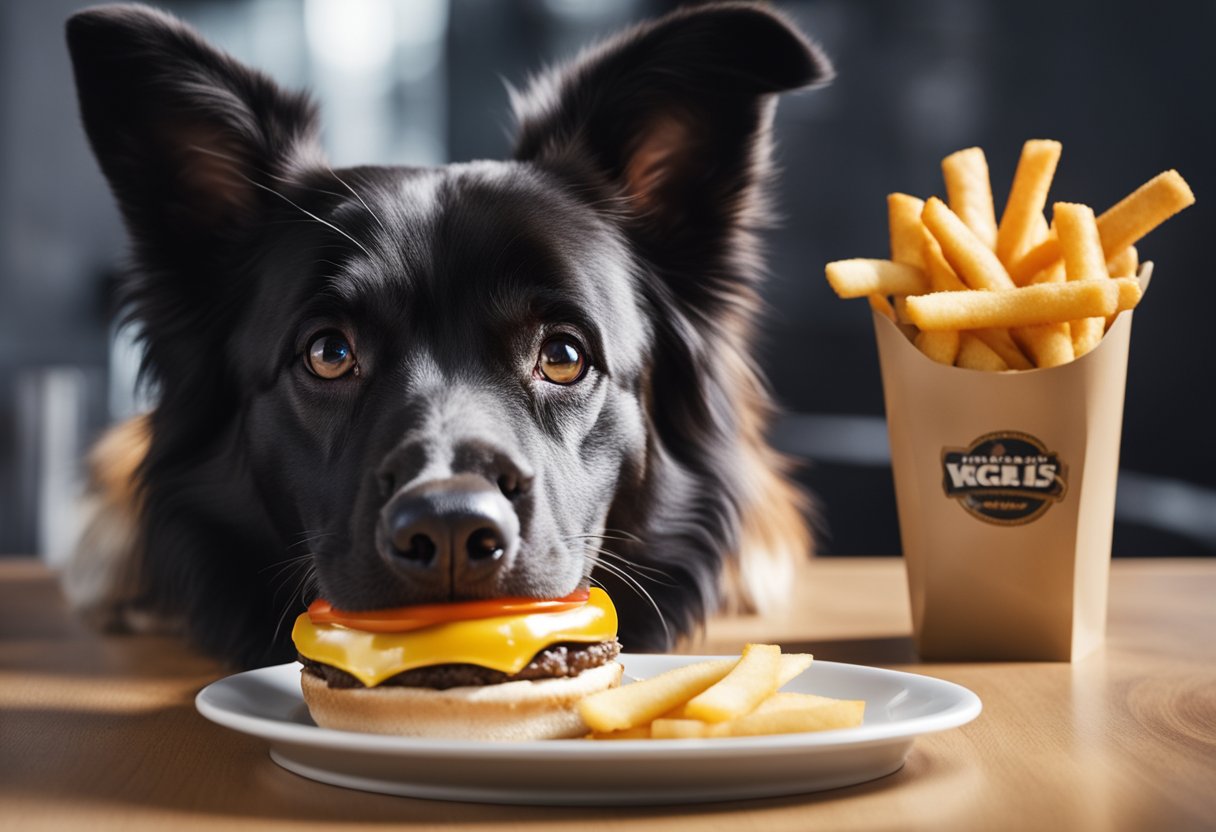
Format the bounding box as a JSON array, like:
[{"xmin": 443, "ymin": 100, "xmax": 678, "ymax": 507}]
[{"xmin": 307, "ymin": 589, "xmax": 590, "ymax": 633}]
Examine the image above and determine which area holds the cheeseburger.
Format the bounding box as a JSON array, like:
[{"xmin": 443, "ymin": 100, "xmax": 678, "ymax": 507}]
[{"xmin": 292, "ymin": 588, "xmax": 622, "ymax": 740}]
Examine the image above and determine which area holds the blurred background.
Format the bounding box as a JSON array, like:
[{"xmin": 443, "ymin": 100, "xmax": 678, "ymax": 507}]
[{"xmin": 1, "ymin": 0, "xmax": 1212, "ymax": 562}]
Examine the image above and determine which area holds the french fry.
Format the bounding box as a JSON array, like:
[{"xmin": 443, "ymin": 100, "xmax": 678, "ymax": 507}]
[
  {"xmin": 1012, "ymin": 323, "xmax": 1075, "ymax": 369},
  {"xmin": 868, "ymin": 294, "xmax": 896, "ymax": 322},
  {"xmin": 664, "ymin": 653, "xmax": 814, "ymax": 719},
  {"xmin": 1056, "ymin": 202, "xmax": 1109, "ymax": 359},
  {"xmin": 956, "ymin": 333, "xmax": 1008, "ymax": 371},
  {"xmin": 1112, "ymin": 276, "xmax": 1143, "ymax": 311},
  {"xmin": 888, "ymin": 193, "xmax": 927, "ymax": 268},
  {"xmin": 651, "ymin": 719, "xmax": 718, "ymax": 739},
  {"xmin": 922, "ymin": 197, "xmax": 1016, "ymax": 291},
  {"xmin": 1056, "ymin": 202, "xmax": 1109, "ymax": 281},
  {"xmin": 577, "ymin": 658, "xmax": 735, "ymax": 732},
  {"xmin": 1106, "ymin": 245, "xmax": 1139, "ymax": 277},
  {"xmin": 921, "ymin": 227, "xmax": 968, "ymax": 292},
  {"xmin": 587, "ymin": 726, "xmax": 651, "ymax": 740},
  {"xmin": 1009, "ymin": 170, "xmax": 1194, "ymax": 284},
  {"xmin": 1072, "ymin": 318, "xmax": 1105, "ymax": 358},
  {"xmin": 942, "ymin": 147, "xmax": 998, "ymax": 249},
  {"xmin": 723, "ymin": 694, "xmax": 865, "ymax": 737},
  {"xmin": 652, "ymin": 694, "xmax": 866, "ymax": 739},
  {"xmin": 684, "ymin": 643, "xmax": 781, "ymax": 723},
  {"xmin": 906, "ymin": 280, "xmax": 1120, "ymax": 331},
  {"xmin": 825, "ymin": 259, "xmax": 928, "ymax": 299},
  {"xmin": 915, "ymin": 330, "xmax": 961, "ymax": 365},
  {"xmin": 996, "ymin": 139, "xmax": 1063, "ymax": 266},
  {"xmin": 1028, "ymin": 260, "xmax": 1067, "ymax": 285},
  {"xmin": 971, "ymin": 328, "xmax": 1033, "ymax": 370}
]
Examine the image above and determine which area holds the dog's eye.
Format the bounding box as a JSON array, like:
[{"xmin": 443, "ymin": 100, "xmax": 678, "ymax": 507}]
[
  {"xmin": 306, "ymin": 332, "xmax": 357, "ymax": 379},
  {"xmin": 536, "ymin": 336, "xmax": 586, "ymax": 385}
]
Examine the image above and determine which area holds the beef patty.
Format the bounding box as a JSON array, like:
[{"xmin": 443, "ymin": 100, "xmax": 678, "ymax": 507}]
[{"xmin": 301, "ymin": 638, "xmax": 622, "ymax": 690}]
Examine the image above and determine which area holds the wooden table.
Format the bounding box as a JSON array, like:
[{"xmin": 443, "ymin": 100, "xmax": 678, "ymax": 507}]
[{"xmin": 1, "ymin": 557, "xmax": 1213, "ymax": 831}]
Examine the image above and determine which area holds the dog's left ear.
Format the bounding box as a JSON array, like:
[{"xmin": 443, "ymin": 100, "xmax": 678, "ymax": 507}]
[
  {"xmin": 66, "ymin": 4, "xmax": 323, "ymax": 268},
  {"xmin": 512, "ymin": 2, "xmax": 831, "ymax": 279}
]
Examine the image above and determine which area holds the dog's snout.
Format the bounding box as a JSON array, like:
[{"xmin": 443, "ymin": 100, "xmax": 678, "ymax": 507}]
[{"xmin": 380, "ymin": 474, "xmax": 519, "ymax": 589}]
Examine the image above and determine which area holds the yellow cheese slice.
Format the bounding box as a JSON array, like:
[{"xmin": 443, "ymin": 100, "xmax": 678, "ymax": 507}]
[{"xmin": 292, "ymin": 587, "xmax": 617, "ymax": 687}]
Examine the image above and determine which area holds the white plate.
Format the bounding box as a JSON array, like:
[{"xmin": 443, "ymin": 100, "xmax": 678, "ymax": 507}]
[{"xmin": 196, "ymin": 655, "xmax": 980, "ymax": 806}]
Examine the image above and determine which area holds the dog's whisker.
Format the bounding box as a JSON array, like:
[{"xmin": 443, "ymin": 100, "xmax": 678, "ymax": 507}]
[
  {"xmin": 271, "ymin": 557, "xmax": 317, "ymax": 647},
  {"xmin": 286, "ymin": 532, "xmax": 336, "ymax": 551},
  {"xmin": 244, "ymin": 178, "xmax": 374, "ymax": 258},
  {"xmin": 586, "ymin": 550, "xmax": 671, "ymax": 645},
  {"xmin": 185, "ymin": 143, "xmax": 347, "ymax": 199},
  {"xmin": 569, "ymin": 537, "xmax": 678, "ymax": 584},
  {"xmin": 595, "ymin": 552, "xmax": 678, "ymax": 586},
  {"xmin": 183, "ymin": 145, "xmax": 376, "ymax": 259},
  {"xmin": 328, "ymin": 166, "xmax": 389, "ymax": 237}
]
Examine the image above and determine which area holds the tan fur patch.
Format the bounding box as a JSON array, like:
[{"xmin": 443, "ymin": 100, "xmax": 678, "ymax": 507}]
[
  {"xmin": 717, "ymin": 339, "xmax": 813, "ymax": 616},
  {"xmin": 61, "ymin": 414, "xmax": 159, "ymax": 632}
]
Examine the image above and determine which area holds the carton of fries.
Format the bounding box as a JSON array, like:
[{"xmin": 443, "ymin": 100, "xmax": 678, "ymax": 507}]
[
  {"xmin": 824, "ymin": 140, "xmax": 1194, "ymax": 661},
  {"xmin": 874, "ymin": 265, "xmax": 1149, "ymax": 661}
]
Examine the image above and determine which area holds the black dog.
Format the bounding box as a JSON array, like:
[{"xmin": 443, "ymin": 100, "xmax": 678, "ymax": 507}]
[{"xmin": 64, "ymin": 2, "xmax": 831, "ymax": 667}]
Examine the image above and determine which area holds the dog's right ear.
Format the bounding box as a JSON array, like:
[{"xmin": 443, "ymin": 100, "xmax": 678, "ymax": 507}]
[{"xmin": 66, "ymin": 4, "xmax": 323, "ymax": 270}]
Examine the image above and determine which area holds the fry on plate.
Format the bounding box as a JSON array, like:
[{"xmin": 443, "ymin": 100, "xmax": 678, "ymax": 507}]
[
  {"xmin": 578, "ymin": 658, "xmax": 735, "ymax": 733},
  {"xmin": 684, "ymin": 643, "xmax": 781, "ymax": 723}
]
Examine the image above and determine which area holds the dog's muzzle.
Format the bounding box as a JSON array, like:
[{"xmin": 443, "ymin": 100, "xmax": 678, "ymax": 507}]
[{"xmin": 377, "ymin": 474, "xmax": 519, "ymax": 592}]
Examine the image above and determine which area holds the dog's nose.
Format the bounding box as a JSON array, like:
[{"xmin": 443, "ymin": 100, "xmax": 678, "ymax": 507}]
[{"xmin": 379, "ymin": 474, "xmax": 518, "ymax": 588}]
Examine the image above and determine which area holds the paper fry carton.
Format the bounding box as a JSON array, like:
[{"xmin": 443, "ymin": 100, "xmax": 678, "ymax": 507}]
[{"xmin": 874, "ymin": 265, "xmax": 1151, "ymax": 661}]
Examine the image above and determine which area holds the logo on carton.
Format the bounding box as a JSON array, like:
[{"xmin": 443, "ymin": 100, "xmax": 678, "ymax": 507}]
[{"xmin": 941, "ymin": 431, "xmax": 1067, "ymax": 525}]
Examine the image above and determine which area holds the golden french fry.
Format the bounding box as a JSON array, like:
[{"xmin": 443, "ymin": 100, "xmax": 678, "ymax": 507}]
[
  {"xmin": 1028, "ymin": 260, "xmax": 1066, "ymax": 285},
  {"xmin": 868, "ymin": 294, "xmax": 896, "ymax": 322},
  {"xmin": 578, "ymin": 658, "xmax": 735, "ymax": 732},
  {"xmin": 1030, "ymin": 211, "xmax": 1050, "ymax": 246},
  {"xmin": 725, "ymin": 693, "xmax": 865, "ymax": 736},
  {"xmin": 915, "ymin": 330, "xmax": 961, "ymax": 365},
  {"xmin": 1112, "ymin": 276, "xmax": 1143, "ymax": 311},
  {"xmin": 922, "ymin": 197, "xmax": 1016, "ymax": 291},
  {"xmin": 1095, "ymin": 169, "xmax": 1194, "ymax": 257},
  {"xmin": 921, "ymin": 227, "xmax": 968, "ymax": 292},
  {"xmin": 906, "ymin": 280, "xmax": 1121, "ymax": 331},
  {"xmin": 893, "ymin": 296, "xmax": 914, "ymax": 325},
  {"xmin": 1101, "ymin": 276, "xmax": 1142, "ymax": 330},
  {"xmin": 1056, "ymin": 202, "xmax": 1109, "ymax": 281},
  {"xmin": 956, "ymin": 333, "xmax": 1008, "ymax": 371},
  {"xmin": 888, "ymin": 193, "xmax": 927, "ymax": 268},
  {"xmin": 942, "ymin": 147, "xmax": 998, "ymax": 249},
  {"xmin": 586, "ymin": 725, "xmax": 651, "ymax": 740},
  {"xmin": 773, "ymin": 652, "xmax": 814, "ymax": 687},
  {"xmin": 653, "ymin": 694, "xmax": 866, "ymax": 739},
  {"xmin": 1072, "ymin": 317, "xmax": 1105, "ymax": 358},
  {"xmin": 1056, "ymin": 202, "xmax": 1109, "ymax": 359},
  {"xmin": 1106, "ymin": 245, "xmax": 1139, "ymax": 277},
  {"xmin": 825, "ymin": 259, "xmax": 928, "ymax": 299},
  {"xmin": 1013, "ymin": 323, "xmax": 1075, "ymax": 369},
  {"xmin": 971, "ymin": 328, "xmax": 1033, "ymax": 370},
  {"xmin": 684, "ymin": 644, "xmax": 781, "ymax": 723},
  {"xmin": 651, "ymin": 719, "xmax": 720, "ymax": 739},
  {"xmin": 1009, "ymin": 170, "xmax": 1194, "ymax": 284},
  {"xmin": 664, "ymin": 653, "xmax": 814, "ymax": 720},
  {"xmin": 996, "ymin": 139, "xmax": 1063, "ymax": 266}
]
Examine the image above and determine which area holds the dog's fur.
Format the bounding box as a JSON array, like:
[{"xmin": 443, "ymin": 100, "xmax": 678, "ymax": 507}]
[{"xmin": 63, "ymin": 2, "xmax": 831, "ymax": 667}]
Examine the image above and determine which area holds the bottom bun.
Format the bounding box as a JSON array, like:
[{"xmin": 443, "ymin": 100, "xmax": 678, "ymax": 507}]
[{"xmin": 300, "ymin": 660, "xmax": 623, "ymax": 740}]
